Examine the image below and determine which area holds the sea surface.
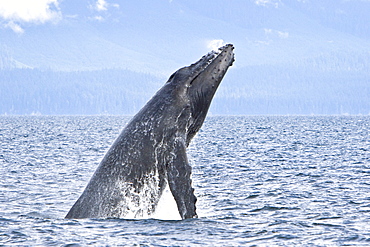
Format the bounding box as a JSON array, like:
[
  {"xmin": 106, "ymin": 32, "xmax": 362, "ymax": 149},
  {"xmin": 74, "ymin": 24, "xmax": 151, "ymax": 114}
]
[{"xmin": 1, "ymin": 116, "xmax": 370, "ymax": 246}]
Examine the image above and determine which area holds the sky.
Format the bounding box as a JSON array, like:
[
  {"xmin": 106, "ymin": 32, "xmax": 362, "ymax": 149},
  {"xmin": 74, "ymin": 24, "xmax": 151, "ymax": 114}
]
[
  {"xmin": 0, "ymin": 0, "xmax": 227, "ymax": 50},
  {"xmin": 1, "ymin": 0, "xmax": 370, "ymax": 32},
  {"xmin": 0, "ymin": 0, "xmax": 61, "ymax": 33},
  {"xmin": 1, "ymin": 0, "xmax": 369, "ymax": 72},
  {"xmin": 0, "ymin": 0, "xmax": 118, "ymax": 33}
]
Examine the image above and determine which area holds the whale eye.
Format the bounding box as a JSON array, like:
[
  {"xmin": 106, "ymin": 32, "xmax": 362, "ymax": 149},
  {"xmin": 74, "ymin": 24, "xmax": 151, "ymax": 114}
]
[{"xmin": 189, "ymin": 72, "xmax": 201, "ymax": 86}]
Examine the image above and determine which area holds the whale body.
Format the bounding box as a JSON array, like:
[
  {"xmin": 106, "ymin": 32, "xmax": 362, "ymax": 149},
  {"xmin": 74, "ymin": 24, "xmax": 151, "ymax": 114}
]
[{"xmin": 65, "ymin": 44, "xmax": 235, "ymax": 219}]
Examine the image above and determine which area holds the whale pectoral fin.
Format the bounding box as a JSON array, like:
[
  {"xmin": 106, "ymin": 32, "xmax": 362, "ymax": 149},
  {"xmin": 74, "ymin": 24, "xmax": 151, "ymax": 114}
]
[{"xmin": 167, "ymin": 141, "xmax": 197, "ymax": 219}]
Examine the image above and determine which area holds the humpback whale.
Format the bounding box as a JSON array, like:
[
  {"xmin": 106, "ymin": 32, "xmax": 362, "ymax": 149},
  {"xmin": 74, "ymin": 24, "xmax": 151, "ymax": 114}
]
[{"xmin": 65, "ymin": 44, "xmax": 235, "ymax": 219}]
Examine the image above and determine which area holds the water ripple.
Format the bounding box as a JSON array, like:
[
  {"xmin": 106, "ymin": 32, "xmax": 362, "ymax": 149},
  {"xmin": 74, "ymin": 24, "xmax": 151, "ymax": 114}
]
[{"xmin": 1, "ymin": 116, "xmax": 370, "ymax": 246}]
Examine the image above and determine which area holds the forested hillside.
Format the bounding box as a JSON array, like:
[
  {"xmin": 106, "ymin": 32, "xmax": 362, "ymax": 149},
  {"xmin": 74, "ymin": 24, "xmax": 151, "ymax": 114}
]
[
  {"xmin": 0, "ymin": 69, "xmax": 163, "ymax": 115},
  {"xmin": 2, "ymin": 49, "xmax": 369, "ymax": 115}
]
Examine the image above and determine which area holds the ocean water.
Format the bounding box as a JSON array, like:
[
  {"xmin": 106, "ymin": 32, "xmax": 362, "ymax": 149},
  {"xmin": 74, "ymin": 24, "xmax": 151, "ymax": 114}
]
[{"xmin": 1, "ymin": 116, "xmax": 370, "ymax": 246}]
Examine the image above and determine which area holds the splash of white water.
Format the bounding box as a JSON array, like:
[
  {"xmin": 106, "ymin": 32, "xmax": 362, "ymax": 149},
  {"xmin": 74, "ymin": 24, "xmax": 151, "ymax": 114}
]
[{"xmin": 151, "ymin": 184, "xmax": 181, "ymax": 220}]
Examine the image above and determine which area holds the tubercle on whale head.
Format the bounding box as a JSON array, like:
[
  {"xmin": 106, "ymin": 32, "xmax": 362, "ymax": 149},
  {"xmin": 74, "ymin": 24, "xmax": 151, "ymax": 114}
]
[{"xmin": 166, "ymin": 44, "xmax": 234, "ymax": 86}]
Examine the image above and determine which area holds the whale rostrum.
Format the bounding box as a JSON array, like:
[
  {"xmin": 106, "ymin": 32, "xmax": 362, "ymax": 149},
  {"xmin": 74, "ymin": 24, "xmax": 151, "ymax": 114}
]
[{"xmin": 65, "ymin": 44, "xmax": 235, "ymax": 219}]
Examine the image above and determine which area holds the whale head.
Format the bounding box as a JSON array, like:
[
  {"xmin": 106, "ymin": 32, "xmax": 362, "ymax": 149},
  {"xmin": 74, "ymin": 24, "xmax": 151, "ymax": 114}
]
[{"xmin": 164, "ymin": 44, "xmax": 235, "ymax": 145}]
